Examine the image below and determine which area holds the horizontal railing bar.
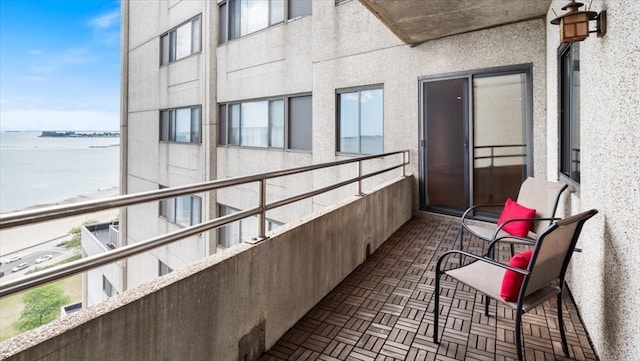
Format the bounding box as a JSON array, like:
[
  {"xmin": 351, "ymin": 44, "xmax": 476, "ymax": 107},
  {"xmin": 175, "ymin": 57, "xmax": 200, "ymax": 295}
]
[
  {"xmin": 0, "ymin": 179, "xmax": 256, "ymax": 229},
  {"xmin": 473, "ymin": 144, "xmax": 524, "ymax": 149},
  {"xmin": 473, "ymin": 154, "xmax": 526, "ymax": 160},
  {"xmin": 268, "ymin": 176, "xmax": 362, "ymax": 211},
  {"xmin": 255, "ymin": 150, "xmax": 406, "ymax": 180},
  {"xmin": 266, "ymin": 163, "xmax": 406, "ymax": 211},
  {"xmin": 0, "ymin": 207, "xmax": 261, "ymax": 297},
  {"xmin": 0, "ymin": 150, "xmax": 408, "ymax": 230}
]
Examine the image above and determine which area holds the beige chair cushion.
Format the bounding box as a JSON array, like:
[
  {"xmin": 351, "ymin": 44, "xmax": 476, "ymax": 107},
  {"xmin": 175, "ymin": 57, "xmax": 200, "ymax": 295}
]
[{"xmin": 445, "ymin": 260, "xmax": 561, "ymax": 312}]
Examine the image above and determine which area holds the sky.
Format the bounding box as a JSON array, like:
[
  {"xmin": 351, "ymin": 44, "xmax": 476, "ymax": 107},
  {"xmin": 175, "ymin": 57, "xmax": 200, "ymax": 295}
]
[{"xmin": 0, "ymin": 0, "xmax": 121, "ymax": 131}]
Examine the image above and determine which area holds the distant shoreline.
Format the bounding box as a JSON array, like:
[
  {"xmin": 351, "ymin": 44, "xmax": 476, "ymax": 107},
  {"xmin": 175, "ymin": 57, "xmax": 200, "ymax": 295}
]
[
  {"xmin": 39, "ymin": 131, "xmax": 120, "ymax": 138},
  {"xmin": 0, "ymin": 187, "xmax": 120, "ymax": 256},
  {"xmin": 1, "ymin": 186, "xmax": 120, "ymax": 215},
  {"xmin": 2, "ymin": 130, "xmax": 119, "ymax": 133}
]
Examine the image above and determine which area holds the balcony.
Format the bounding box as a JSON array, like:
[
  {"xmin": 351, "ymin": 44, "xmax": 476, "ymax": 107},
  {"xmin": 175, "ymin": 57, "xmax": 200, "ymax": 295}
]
[
  {"xmin": 0, "ymin": 151, "xmax": 596, "ymax": 360},
  {"xmin": 260, "ymin": 214, "xmax": 596, "ymax": 360}
]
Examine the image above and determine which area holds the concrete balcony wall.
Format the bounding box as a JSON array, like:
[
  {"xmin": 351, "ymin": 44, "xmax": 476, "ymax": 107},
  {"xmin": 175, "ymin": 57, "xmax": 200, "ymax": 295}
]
[{"xmin": 1, "ymin": 176, "xmax": 412, "ymax": 361}]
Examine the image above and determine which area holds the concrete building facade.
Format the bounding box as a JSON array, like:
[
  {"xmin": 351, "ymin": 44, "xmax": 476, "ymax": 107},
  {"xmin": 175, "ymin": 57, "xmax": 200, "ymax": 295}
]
[
  {"xmin": 81, "ymin": 221, "xmax": 121, "ymax": 307},
  {"xmin": 119, "ymin": 0, "xmax": 639, "ymax": 359}
]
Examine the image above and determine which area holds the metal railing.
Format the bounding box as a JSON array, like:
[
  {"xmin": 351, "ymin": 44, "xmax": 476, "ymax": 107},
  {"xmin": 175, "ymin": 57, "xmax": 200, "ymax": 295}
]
[
  {"xmin": 0, "ymin": 150, "xmax": 410, "ymax": 297},
  {"xmin": 473, "ymin": 144, "xmax": 526, "ymax": 167}
]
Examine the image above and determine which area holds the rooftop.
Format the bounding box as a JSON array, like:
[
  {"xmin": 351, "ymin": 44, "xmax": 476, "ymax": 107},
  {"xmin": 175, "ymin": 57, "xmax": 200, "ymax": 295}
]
[{"xmin": 85, "ymin": 221, "xmax": 119, "ymax": 249}]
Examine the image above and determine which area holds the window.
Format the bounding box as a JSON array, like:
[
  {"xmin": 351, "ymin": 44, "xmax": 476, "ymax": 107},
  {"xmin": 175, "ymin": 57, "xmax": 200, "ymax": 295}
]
[
  {"xmin": 160, "ymin": 106, "xmax": 201, "ymax": 144},
  {"xmin": 219, "ymin": 3, "xmax": 228, "ymax": 45},
  {"xmin": 337, "ymin": 87, "xmax": 384, "ymax": 154},
  {"xmin": 288, "ymin": 0, "xmax": 311, "ymax": 19},
  {"xmin": 218, "ymin": 204, "xmax": 282, "ymax": 249},
  {"xmin": 289, "ymin": 95, "xmax": 312, "ymax": 151},
  {"xmin": 219, "ymin": 0, "xmax": 310, "ymax": 43},
  {"xmin": 159, "ymin": 188, "xmax": 202, "ymax": 227},
  {"xmin": 161, "ymin": 15, "xmax": 201, "ymax": 65},
  {"xmin": 559, "ymin": 43, "xmax": 580, "ymax": 184},
  {"xmin": 219, "ymin": 94, "xmax": 312, "ymax": 151},
  {"xmin": 158, "ymin": 260, "xmax": 173, "ymax": 276},
  {"xmin": 103, "ymin": 276, "xmax": 115, "ymax": 297}
]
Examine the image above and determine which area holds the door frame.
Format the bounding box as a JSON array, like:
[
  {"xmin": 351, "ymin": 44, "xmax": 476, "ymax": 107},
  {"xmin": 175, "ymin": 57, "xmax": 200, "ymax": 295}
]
[{"xmin": 418, "ymin": 64, "xmax": 534, "ymax": 216}]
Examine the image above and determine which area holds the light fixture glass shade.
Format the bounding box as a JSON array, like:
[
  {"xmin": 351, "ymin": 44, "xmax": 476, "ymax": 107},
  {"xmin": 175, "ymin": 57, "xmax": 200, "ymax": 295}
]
[{"xmin": 560, "ymin": 12, "xmax": 589, "ymax": 42}]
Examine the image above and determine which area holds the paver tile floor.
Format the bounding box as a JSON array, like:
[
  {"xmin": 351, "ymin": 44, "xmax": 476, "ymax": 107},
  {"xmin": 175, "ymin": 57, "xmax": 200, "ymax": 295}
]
[{"xmin": 259, "ymin": 214, "xmax": 597, "ymax": 361}]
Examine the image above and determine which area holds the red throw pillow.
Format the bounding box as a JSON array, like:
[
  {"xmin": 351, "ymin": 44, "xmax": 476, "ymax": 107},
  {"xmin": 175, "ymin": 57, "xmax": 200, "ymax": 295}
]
[
  {"xmin": 496, "ymin": 198, "xmax": 536, "ymax": 237},
  {"xmin": 500, "ymin": 250, "xmax": 533, "ymax": 302}
]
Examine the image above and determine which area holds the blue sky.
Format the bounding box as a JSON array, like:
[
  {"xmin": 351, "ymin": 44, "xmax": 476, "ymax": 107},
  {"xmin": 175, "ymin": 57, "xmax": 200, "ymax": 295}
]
[{"xmin": 0, "ymin": 0, "xmax": 121, "ymax": 131}]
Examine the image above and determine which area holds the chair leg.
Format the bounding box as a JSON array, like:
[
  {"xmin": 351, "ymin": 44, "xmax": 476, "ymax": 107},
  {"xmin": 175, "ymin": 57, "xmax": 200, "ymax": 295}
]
[
  {"xmin": 487, "ymin": 244, "xmax": 496, "ymax": 260},
  {"xmin": 484, "ymin": 294, "xmax": 490, "ymax": 316},
  {"xmin": 433, "ymin": 269, "xmax": 441, "ymax": 344},
  {"xmin": 515, "ymin": 307, "xmax": 524, "ymax": 361},
  {"xmin": 557, "ymin": 292, "xmax": 569, "ymax": 356},
  {"xmin": 459, "ymin": 228, "xmax": 464, "ymax": 265}
]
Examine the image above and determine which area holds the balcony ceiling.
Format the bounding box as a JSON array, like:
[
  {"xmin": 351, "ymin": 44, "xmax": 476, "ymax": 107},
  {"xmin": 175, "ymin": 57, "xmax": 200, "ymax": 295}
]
[{"xmin": 358, "ymin": 0, "xmax": 552, "ymax": 45}]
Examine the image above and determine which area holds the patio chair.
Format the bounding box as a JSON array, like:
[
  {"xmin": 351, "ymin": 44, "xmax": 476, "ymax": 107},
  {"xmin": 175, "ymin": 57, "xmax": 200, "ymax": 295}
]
[
  {"xmin": 459, "ymin": 177, "xmax": 568, "ymax": 256},
  {"xmin": 433, "ymin": 209, "xmax": 598, "ymax": 361}
]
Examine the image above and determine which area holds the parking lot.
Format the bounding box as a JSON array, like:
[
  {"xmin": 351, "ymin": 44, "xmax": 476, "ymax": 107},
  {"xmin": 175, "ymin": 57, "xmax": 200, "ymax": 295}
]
[{"xmin": 0, "ymin": 240, "xmax": 73, "ymax": 282}]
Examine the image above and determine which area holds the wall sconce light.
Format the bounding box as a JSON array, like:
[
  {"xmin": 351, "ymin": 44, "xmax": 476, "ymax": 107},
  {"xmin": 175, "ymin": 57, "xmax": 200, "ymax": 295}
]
[{"xmin": 550, "ymin": 0, "xmax": 606, "ymax": 43}]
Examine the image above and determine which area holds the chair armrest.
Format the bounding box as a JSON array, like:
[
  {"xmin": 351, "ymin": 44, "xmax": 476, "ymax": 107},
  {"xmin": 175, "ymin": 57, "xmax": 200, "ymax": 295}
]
[
  {"xmin": 461, "ymin": 203, "xmax": 504, "ymax": 224},
  {"xmin": 487, "ymin": 216, "xmax": 560, "ymax": 257},
  {"xmin": 491, "ymin": 216, "xmax": 561, "ymax": 240},
  {"xmin": 436, "ymin": 249, "xmax": 529, "ymax": 275},
  {"xmin": 487, "ymin": 235, "xmax": 535, "ymax": 256}
]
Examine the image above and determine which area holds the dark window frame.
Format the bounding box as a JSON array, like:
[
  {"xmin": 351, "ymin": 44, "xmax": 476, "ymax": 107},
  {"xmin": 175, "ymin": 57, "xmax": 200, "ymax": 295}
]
[
  {"xmin": 336, "ymin": 85, "xmax": 384, "ymax": 155},
  {"xmin": 558, "ymin": 43, "xmax": 580, "ymax": 186},
  {"xmin": 417, "ymin": 64, "xmax": 534, "ymax": 214},
  {"xmin": 159, "ymin": 187, "xmax": 202, "ymax": 227},
  {"xmin": 159, "ymin": 106, "xmax": 202, "ymax": 144},
  {"xmin": 218, "ymin": 0, "xmax": 311, "ymax": 44},
  {"xmin": 160, "ymin": 14, "xmax": 202, "ymax": 66},
  {"xmin": 288, "ymin": 95, "xmax": 313, "ymax": 151},
  {"xmin": 218, "ymin": 93, "xmax": 312, "ymax": 152}
]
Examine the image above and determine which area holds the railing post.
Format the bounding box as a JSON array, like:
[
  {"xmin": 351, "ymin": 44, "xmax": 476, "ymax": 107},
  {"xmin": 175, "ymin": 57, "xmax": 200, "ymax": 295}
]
[
  {"xmin": 491, "ymin": 146, "xmax": 494, "ymax": 168},
  {"xmin": 258, "ymin": 179, "xmax": 266, "ymax": 239},
  {"xmin": 248, "ymin": 179, "xmax": 267, "ymax": 244},
  {"xmin": 357, "ymin": 160, "xmax": 363, "ymax": 196},
  {"xmin": 402, "ymin": 151, "xmax": 406, "ymax": 177}
]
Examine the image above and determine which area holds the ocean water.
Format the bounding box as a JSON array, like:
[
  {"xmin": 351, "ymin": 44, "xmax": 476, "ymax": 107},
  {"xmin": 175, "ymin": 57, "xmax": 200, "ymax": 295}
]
[{"xmin": 0, "ymin": 131, "xmax": 120, "ymax": 213}]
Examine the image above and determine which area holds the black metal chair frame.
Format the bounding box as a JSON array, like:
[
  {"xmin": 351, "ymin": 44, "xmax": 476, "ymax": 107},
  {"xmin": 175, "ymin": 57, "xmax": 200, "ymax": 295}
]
[
  {"xmin": 433, "ymin": 209, "xmax": 598, "ymax": 361},
  {"xmin": 459, "ymin": 178, "xmax": 568, "ymax": 257}
]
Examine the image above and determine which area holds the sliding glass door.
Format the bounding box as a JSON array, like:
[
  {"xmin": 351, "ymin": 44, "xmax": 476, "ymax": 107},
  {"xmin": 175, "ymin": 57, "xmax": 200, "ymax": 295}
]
[{"xmin": 421, "ymin": 67, "xmax": 532, "ymax": 216}]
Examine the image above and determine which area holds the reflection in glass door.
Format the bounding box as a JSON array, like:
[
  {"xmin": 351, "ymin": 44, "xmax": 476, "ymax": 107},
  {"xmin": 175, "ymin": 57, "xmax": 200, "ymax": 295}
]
[
  {"xmin": 421, "ymin": 69, "xmax": 531, "ymax": 216},
  {"xmin": 472, "ymin": 74, "xmax": 527, "ymax": 208},
  {"xmin": 423, "ymin": 78, "xmax": 468, "ymax": 212}
]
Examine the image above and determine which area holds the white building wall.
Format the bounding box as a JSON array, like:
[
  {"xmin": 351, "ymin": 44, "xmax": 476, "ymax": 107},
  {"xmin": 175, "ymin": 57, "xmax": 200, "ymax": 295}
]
[
  {"xmin": 216, "ymin": 11, "xmax": 316, "ymax": 225},
  {"xmin": 124, "ymin": 0, "xmax": 214, "ymax": 289},
  {"xmin": 216, "ymin": 0, "xmax": 547, "ymax": 218},
  {"xmin": 546, "ymin": 1, "xmax": 640, "ymax": 359},
  {"xmin": 81, "ymin": 227, "xmax": 123, "ymax": 307}
]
